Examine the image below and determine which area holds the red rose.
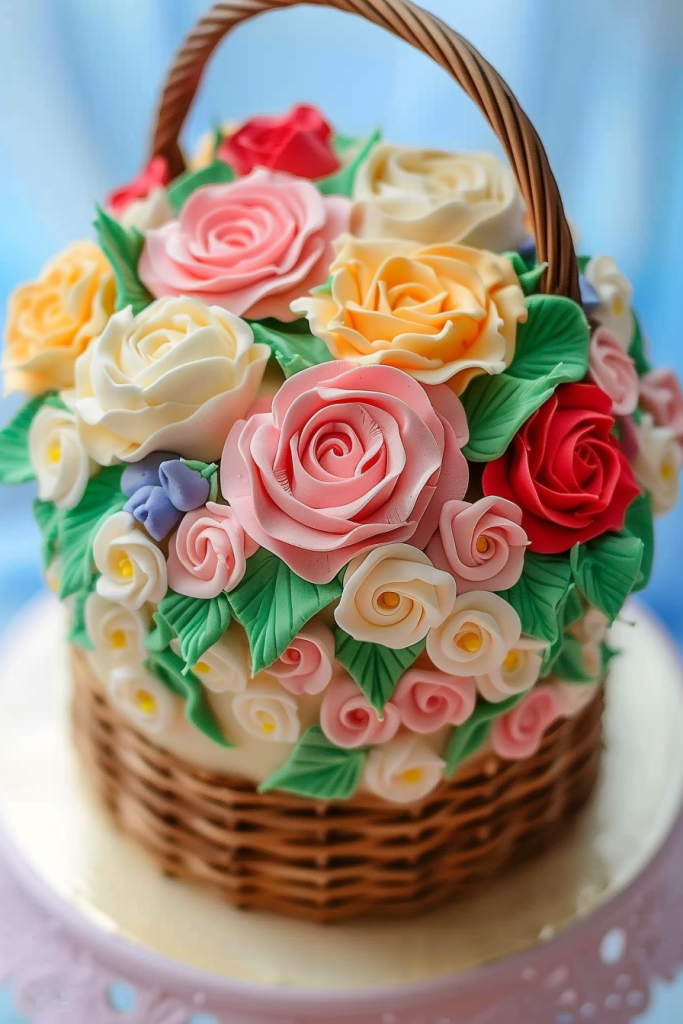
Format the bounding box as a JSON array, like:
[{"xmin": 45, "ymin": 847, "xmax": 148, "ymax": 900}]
[
  {"xmin": 106, "ymin": 156, "xmax": 171, "ymax": 216},
  {"xmin": 218, "ymin": 103, "xmax": 340, "ymax": 179},
  {"xmin": 482, "ymin": 383, "xmax": 640, "ymax": 553}
]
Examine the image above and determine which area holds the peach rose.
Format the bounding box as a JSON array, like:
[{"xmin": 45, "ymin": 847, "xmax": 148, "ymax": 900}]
[
  {"xmin": 3, "ymin": 241, "xmax": 115, "ymax": 396},
  {"xmin": 490, "ymin": 685, "xmax": 563, "ymax": 760},
  {"xmin": 393, "ymin": 667, "xmax": 476, "ymax": 734},
  {"xmin": 363, "ymin": 736, "xmax": 445, "ymax": 804},
  {"xmin": 139, "ymin": 168, "xmax": 350, "ymax": 321},
  {"xmin": 426, "ymin": 496, "xmax": 528, "ymax": 593},
  {"xmin": 640, "ymin": 368, "xmax": 683, "ymax": 448},
  {"xmin": 632, "ymin": 413, "xmax": 682, "ymax": 516},
  {"xmin": 167, "ymin": 501, "xmax": 258, "ymax": 599},
  {"xmin": 588, "ymin": 327, "xmax": 638, "ymax": 415},
  {"xmin": 291, "ymin": 236, "xmax": 526, "ymax": 392},
  {"xmin": 320, "ymin": 675, "xmax": 400, "ymax": 749},
  {"xmin": 474, "ymin": 635, "xmax": 546, "ymax": 703},
  {"xmin": 427, "ymin": 591, "xmax": 521, "ymax": 677},
  {"xmin": 267, "ymin": 621, "xmax": 335, "ymax": 696}
]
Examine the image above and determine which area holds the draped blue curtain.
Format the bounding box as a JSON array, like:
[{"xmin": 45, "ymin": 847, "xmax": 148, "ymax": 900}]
[{"xmin": 1, "ymin": 0, "xmax": 683, "ymax": 634}]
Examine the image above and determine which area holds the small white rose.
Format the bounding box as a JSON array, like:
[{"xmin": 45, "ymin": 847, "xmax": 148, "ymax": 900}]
[
  {"xmin": 475, "ymin": 635, "xmax": 547, "ymax": 703},
  {"xmin": 119, "ymin": 188, "xmax": 174, "ymax": 233},
  {"xmin": 108, "ymin": 664, "xmax": 174, "ymax": 736},
  {"xmin": 335, "ymin": 544, "xmax": 456, "ymax": 649},
  {"xmin": 632, "ymin": 413, "xmax": 682, "ymax": 516},
  {"xmin": 85, "ymin": 592, "xmax": 148, "ymax": 673},
  {"xmin": 427, "ymin": 590, "xmax": 521, "ymax": 677},
  {"xmin": 232, "ymin": 680, "xmax": 300, "ymax": 743},
  {"xmin": 363, "ymin": 736, "xmax": 445, "ymax": 805},
  {"xmin": 584, "ymin": 256, "xmax": 634, "ymax": 349},
  {"xmin": 568, "ymin": 607, "xmax": 610, "ymax": 645},
  {"xmin": 170, "ymin": 630, "xmax": 249, "ymax": 693},
  {"xmin": 28, "ymin": 403, "xmax": 93, "ymax": 509},
  {"xmin": 93, "ymin": 510, "xmax": 167, "ymax": 610},
  {"xmin": 553, "ymin": 681, "xmax": 600, "ymax": 717}
]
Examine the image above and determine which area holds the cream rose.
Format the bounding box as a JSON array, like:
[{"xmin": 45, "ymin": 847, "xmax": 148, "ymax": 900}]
[
  {"xmin": 93, "ymin": 511, "xmax": 167, "ymax": 610},
  {"xmin": 108, "ymin": 664, "xmax": 174, "ymax": 737},
  {"xmin": 171, "ymin": 632, "xmax": 249, "ymax": 693},
  {"xmin": 119, "ymin": 188, "xmax": 174, "ymax": 234},
  {"xmin": 28, "ymin": 403, "xmax": 93, "ymax": 509},
  {"xmin": 584, "ymin": 256, "xmax": 634, "ymax": 349},
  {"xmin": 568, "ymin": 607, "xmax": 609, "ymax": 645},
  {"xmin": 363, "ymin": 736, "xmax": 445, "ymax": 804},
  {"xmin": 84, "ymin": 592, "xmax": 148, "ymax": 671},
  {"xmin": 427, "ymin": 591, "xmax": 521, "ymax": 677},
  {"xmin": 292, "ymin": 237, "xmax": 526, "ymax": 392},
  {"xmin": 73, "ymin": 297, "xmax": 269, "ymax": 465},
  {"xmin": 232, "ymin": 681, "xmax": 300, "ymax": 743},
  {"xmin": 335, "ymin": 544, "xmax": 456, "ymax": 649},
  {"xmin": 632, "ymin": 413, "xmax": 682, "ymax": 515},
  {"xmin": 553, "ymin": 681, "xmax": 600, "ymax": 717},
  {"xmin": 352, "ymin": 145, "xmax": 526, "ymax": 252},
  {"xmin": 474, "ymin": 635, "xmax": 546, "ymax": 703}
]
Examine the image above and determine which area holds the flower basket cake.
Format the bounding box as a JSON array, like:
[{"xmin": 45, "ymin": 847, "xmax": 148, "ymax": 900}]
[{"xmin": 2, "ymin": 0, "xmax": 681, "ymax": 923}]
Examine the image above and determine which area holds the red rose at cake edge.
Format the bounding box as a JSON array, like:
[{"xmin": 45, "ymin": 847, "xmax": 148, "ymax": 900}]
[
  {"xmin": 107, "ymin": 156, "xmax": 171, "ymax": 216},
  {"xmin": 218, "ymin": 103, "xmax": 340, "ymax": 179},
  {"xmin": 482, "ymin": 382, "xmax": 640, "ymax": 554}
]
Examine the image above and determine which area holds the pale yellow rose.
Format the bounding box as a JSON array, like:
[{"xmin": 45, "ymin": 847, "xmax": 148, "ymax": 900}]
[
  {"xmin": 3, "ymin": 241, "xmax": 115, "ymax": 396},
  {"xmin": 292, "ymin": 236, "xmax": 526, "ymax": 391},
  {"xmin": 190, "ymin": 121, "xmax": 238, "ymax": 170},
  {"xmin": 352, "ymin": 145, "xmax": 526, "ymax": 252}
]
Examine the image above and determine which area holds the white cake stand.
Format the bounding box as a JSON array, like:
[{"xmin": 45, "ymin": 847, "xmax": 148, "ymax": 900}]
[{"xmin": 0, "ymin": 594, "xmax": 682, "ymax": 1024}]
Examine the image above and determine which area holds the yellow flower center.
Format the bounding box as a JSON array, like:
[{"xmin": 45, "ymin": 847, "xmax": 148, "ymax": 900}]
[
  {"xmin": 378, "ymin": 590, "xmax": 401, "ymax": 610},
  {"xmin": 612, "ymin": 295, "xmax": 625, "ymax": 317},
  {"xmin": 117, "ymin": 554, "xmax": 134, "ymax": 579},
  {"xmin": 135, "ymin": 689, "xmax": 157, "ymax": 716},
  {"xmin": 193, "ymin": 661, "xmax": 211, "ymax": 675},
  {"xmin": 476, "ymin": 536, "xmax": 489, "ymax": 554},
  {"xmin": 256, "ymin": 711, "xmax": 276, "ymax": 735},
  {"xmin": 503, "ymin": 650, "xmax": 520, "ymax": 672},
  {"xmin": 400, "ymin": 768, "xmax": 423, "ymax": 785},
  {"xmin": 47, "ymin": 439, "xmax": 61, "ymax": 465},
  {"xmin": 661, "ymin": 460, "xmax": 675, "ymax": 483},
  {"xmin": 457, "ymin": 630, "xmax": 482, "ymax": 653},
  {"xmin": 110, "ymin": 629, "xmax": 127, "ymax": 650}
]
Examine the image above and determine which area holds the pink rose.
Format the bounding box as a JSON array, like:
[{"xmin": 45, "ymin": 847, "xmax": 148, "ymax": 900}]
[
  {"xmin": 139, "ymin": 168, "xmax": 350, "ymax": 322},
  {"xmin": 393, "ymin": 668, "xmax": 476, "ymax": 734},
  {"xmin": 640, "ymin": 368, "xmax": 683, "ymax": 447},
  {"xmin": 222, "ymin": 361, "xmax": 469, "ymax": 583},
  {"xmin": 426, "ymin": 496, "xmax": 528, "ymax": 593},
  {"xmin": 107, "ymin": 156, "xmax": 171, "ymax": 216},
  {"xmin": 320, "ymin": 675, "xmax": 400, "ymax": 749},
  {"xmin": 267, "ymin": 621, "xmax": 335, "ymax": 695},
  {"xmin": 588, "ymin": 327, "xmax": 639, "ymax": 415},
  {"xmin": 167, "ymin": 501, "xmax": 258, "ymax": 598},
  {"xmin": 490, "ymin": 686, "xmax": 563, "ymax": 760}
]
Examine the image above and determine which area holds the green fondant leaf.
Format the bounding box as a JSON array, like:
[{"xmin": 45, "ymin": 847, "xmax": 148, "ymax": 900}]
[
  {"xmin": 503, "ymin": 251, "xmax": 548, "ymax": 296},
  {"xmin": 168, "ymin": 160, "xmax": 236, "ymax": 213},
  {"xmin": 259, "ymin": 726, "xmax": 365, "ymax": 799},
  {"xmin": 552, "ymin": 634, "xmax": 596, "ymax": 683},
  {"xmin": 629, "ymin": 312, "xmax": 651, "ymax": 376},
  {"xmin": 462, "ymin": 295, "xmax": 590, "ymax": 462},
  {"xmin": 577, "ymin": 255, "xmax": 591, "ymax": 274},
  {"xmin": 33, "ymin": 498, "xmax": 61, "ymax": 569},
  {"xmin": 570, "ymin": 533, "xmax": 644, "ymax": 625},
  {"xmin": 500, "ymin": 552, "xmax": 573, "ymax": 645},
  {"xmin": 180, "ymin": 459, "xmax": 219, "ymax": 500},
  {"xmin": 249, "ymin": 317, "xmax": 333, "ymax": 378},
  {"xmin": 67, "ymin": 576, "xmax": 98, "ymax": 651},
  {"xmin": 57, "ymin": 466, "xmax": 126, "ymax": 600},
  {"xmin": 333, "ymin": 627, "xmax": 426, "ymax": 713},
  {"xmin": 93, "ymin": 206, "xmax": 153, "ymax": 315},
  {"xmin": 0, "ymin": 395, "xmax": 46, "ymax": 484},
  {"xmin": 601, "ymin": 641, "xmax": 621, "ymax": 672},
  {"xmin": 145, "ymin": 647, "xmax": 232, "ymax": 747},
  {"xmin": 445, "ymin": 694, "xmax": 524, "ymax": 776},
  {"xmin": 316, "ymin": 128, "xmax": 381, "ymax": 196},
  {"xmin": 153, "ymin": 589, "xmax": 231, "ymax": 673},
  {"xmin": 562, "ymin": 585, "xmax": 584, "ymax": 628},
  {"xmin": 228, "ymin": 549, "xmax": 342, "ymax": 674},
  {"xmin": 623, "ymin": 491, "xmax": 654, "ymax": 593}
]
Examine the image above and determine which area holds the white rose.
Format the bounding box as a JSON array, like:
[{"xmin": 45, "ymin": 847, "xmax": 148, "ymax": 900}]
[
  {"xmin": 108, "ymin": 664, "xmax": 174, "ymax": 736},
  {"xmin": 170, "ymin": 631, "xmax": 249, "ymax": 693},
  {"xmin": 427, "ymin": 591, "xmax": 521, "ymax": 677},
  {"xmin": 119, "ymin": 188, "xmax": 174, "ymax": 233},
  {"xmin": 632, "ymin": 413, "xmax": 682, "ymax": 515},
  {"xmin": 73, "ymin": 297, "xmax": 269, "ymax": 465},
  {"xmin": 363, "ymin": 736, "xmax": 445, "ymax": 805},
  {"xmin": 28, "ymin": 403, "xmax": 93, "ymax": 509},
  {"xmin": 232, "ymin": 681, "xmax": 300, "ymax": 743},
  {"xmin": 335, "ymin": 544, "xmax": 456, "ymax": 649},
  {"xmin": 93, "ymin": 510, "xmax": 167, "ymax": 610},
  {"xmin": 568, "ymin": 607, "xmax": 609, "ymax": 645},
  {"xmin": 475, "ymin": 635, "xmax": 547, "ymax": 703},
  {"xmin": 85, "ymin": 592, "xmax": 148, "ymax": 672},
  {"xmin": 584, "ymin": 256, "xmax": 634, "ymax": 349},
  {"xmin": 351, "ymin": 145, "xmax": 526, "ymax": 252}
]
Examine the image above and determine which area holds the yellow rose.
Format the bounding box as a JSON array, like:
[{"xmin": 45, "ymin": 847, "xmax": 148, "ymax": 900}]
[
  {"xmin": 3, "ymin": 241, "xmax": 115, "ymax": 396},
  {"xmin": 292, "ymin": 237, "xmax": 527, "ymax": 391}
]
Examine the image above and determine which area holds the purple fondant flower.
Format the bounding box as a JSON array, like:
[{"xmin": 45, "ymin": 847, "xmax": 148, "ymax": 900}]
[
  {"xmin": 121, "ymin": 451, "xmax": 179, "ymax": 497},
  {"xmin": 123, "ymin": 484, "xmax": 183, "ymax": 542},
  {"xmin": 159, "ymin": 459, "xmax": 211, "ymax": 512}
]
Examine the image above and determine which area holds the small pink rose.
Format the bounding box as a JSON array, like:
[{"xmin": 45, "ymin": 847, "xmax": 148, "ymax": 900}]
[
  {"xmin": 320, "ymin": 675, "xmax": 400, "ymax": 749},
  {"xmin": 393, "ymin": 668, "xmax": 476, "ymax": 734},
  {"xmin": 426, "ymin": 496, "xmax": 528, "ymax": 593},
  {"xmin": 167, "ymin": 501, "xmax": 258, "ymax": 598},
  {"xmin": 268, "ymin": 621, "xmax": 335, "ymax": 696},
  {"xmin": 222, "ymin": 360, "xmax": 469, "ymax": 583},
  {"xmin": 490, "ymin": 685, "xmax": 563, "ymax": 760},
  {"xmin": 139, "ymin": 168, "xmax": 350, "ymax": 322},
  {"xmin": 588, "ymin": 327, "xmax": 639, "ymax": 416},
  {"xmin": 640, "ymin": 368, "xmax": 683, "ymax": 447}
]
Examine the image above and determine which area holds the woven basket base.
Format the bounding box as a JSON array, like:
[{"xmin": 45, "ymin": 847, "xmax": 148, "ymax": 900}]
[{"xmin": 71, "ymin": 656, "xmax": 603, "ymax": 923}]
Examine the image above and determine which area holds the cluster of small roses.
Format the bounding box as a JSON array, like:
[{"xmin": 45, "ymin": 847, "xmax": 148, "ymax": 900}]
[{"xmin": 1, "ymin": 102, "xmax": 682, "ymax": 804}]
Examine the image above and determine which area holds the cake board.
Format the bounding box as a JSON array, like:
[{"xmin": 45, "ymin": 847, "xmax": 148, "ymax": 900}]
[{"xmin": 0, "ymin": 594, "xmax": 682, "ymax": 1024}]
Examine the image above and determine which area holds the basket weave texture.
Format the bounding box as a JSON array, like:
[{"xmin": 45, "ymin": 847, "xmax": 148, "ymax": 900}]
[{"xmin": 71, "ymin": 653, "xmax": 603, "ymax": 923}]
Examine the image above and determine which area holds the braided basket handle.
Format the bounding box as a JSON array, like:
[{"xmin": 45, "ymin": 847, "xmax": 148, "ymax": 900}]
[{"xmin": 150, "ymin": 0, "xmax": 580, "ymax": 302}]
